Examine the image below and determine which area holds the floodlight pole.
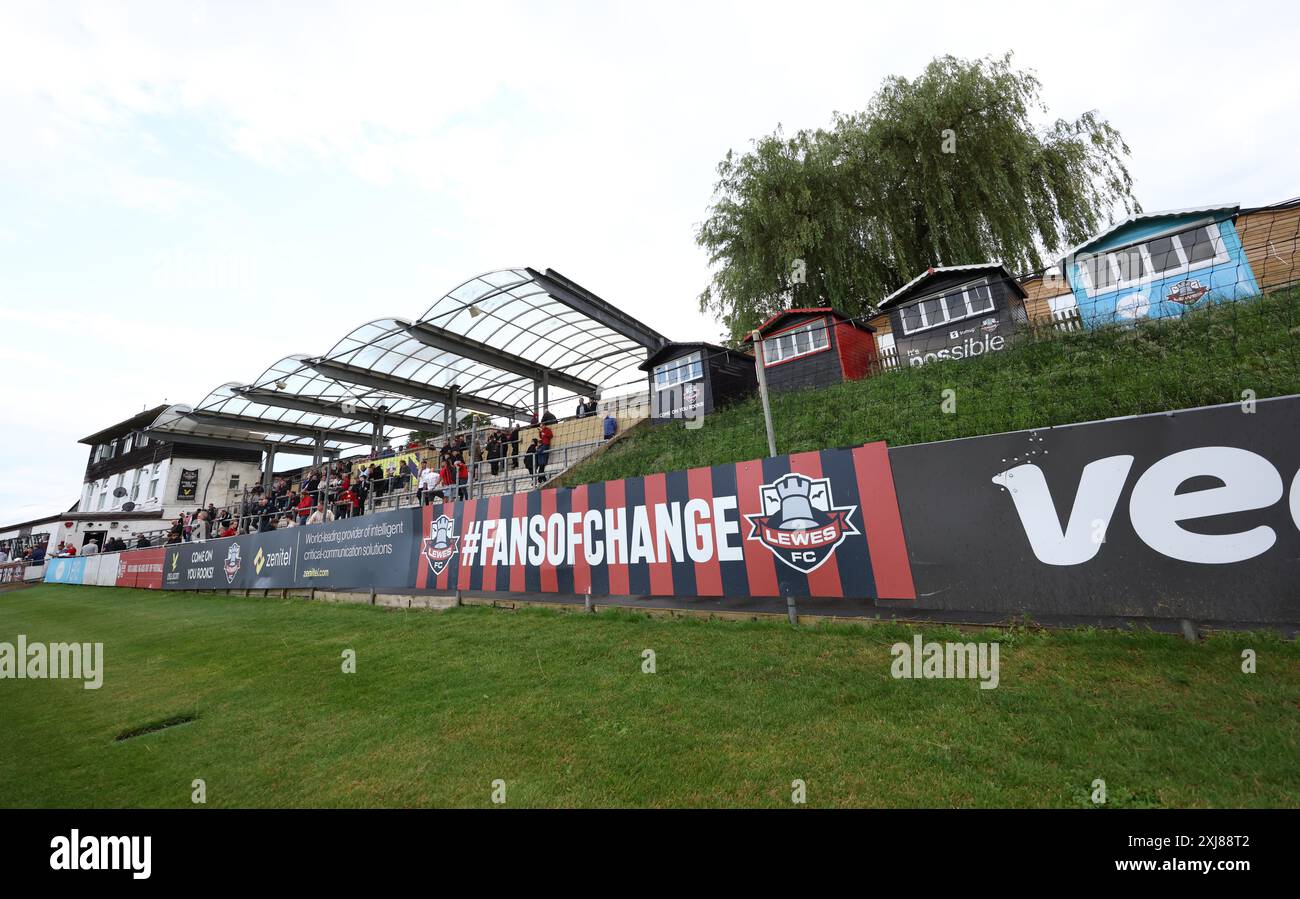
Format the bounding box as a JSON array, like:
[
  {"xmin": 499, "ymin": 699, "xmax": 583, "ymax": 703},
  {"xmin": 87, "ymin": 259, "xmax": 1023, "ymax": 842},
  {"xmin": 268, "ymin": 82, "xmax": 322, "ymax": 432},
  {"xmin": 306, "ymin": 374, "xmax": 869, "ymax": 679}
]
[{"xmin": 751, "ymin": 330, "xmax": 777, "ymax": 458}]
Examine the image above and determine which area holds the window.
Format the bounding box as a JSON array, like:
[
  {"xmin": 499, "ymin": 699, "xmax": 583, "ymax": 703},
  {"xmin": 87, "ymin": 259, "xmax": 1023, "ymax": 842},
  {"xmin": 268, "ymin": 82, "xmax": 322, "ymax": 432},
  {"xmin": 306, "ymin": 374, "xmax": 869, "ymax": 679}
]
[
  {"xmin": 137, "ymin": 433, "xmax": 149, "ymax": 448},
  {"xmin": 899, "ymin": 282, "xmax": 996, "ymax": 336},
  {"xmin": 122, "ymin": 434, "xmax": 133, "ymax": 454},
  {"xmin": 1079, "ymin": 222, "xmax": 1230, "ymax": 296},
  {"xmin": 654, "ymin": 351, "xmax": 703, "ymax": 388},
  {"xmin": 130, "ymin": 469, "xmax": 143, "ymax": 502},
  {"xmin": 763, "ymin": 320, "xmax": 830, "ymax": 365},
  {"xmin": 148, "ymin": 463, "xmax": 161, "ymax": 501},
  {"xmin": 228, "ymin": 474, "xmax": 241, "ymax": 490}
]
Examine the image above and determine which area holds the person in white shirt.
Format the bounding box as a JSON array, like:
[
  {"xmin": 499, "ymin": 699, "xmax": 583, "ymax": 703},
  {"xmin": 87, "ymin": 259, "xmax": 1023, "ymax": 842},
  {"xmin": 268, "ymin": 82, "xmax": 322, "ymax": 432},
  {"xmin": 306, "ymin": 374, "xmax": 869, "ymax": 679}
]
[
  {"xmin": 417, "ymin": 463, "xmax": 443, "ymax": 505},
  {"xmin": 307, "ymin": 507, "xmax": 335, "ymax": 526},
  {"xmin": 81, "ymin": 540, "xmax": 99, "ymax": 555},
  {"xmin": 190, "ymin": 511, "xmax": 209, "ymax": 543}
]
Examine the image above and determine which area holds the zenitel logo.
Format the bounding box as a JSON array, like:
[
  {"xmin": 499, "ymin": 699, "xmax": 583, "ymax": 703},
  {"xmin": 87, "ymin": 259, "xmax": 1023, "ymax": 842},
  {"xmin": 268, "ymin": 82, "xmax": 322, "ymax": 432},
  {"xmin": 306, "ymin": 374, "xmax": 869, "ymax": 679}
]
[
  {"xmin": 253, "ymin": 546, "xmax": 293, "ymax": 575},
  {"xmin": 994, "ymin": 446, "xmax": 1300, "ymax": 565}
]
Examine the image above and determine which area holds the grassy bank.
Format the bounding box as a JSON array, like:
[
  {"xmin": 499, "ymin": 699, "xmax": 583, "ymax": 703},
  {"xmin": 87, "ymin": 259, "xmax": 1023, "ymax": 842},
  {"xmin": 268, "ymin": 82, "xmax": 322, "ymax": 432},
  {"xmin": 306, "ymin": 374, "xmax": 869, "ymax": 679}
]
[
  {"xmin": 2, "ymin": 585, "xmax": 1296, "ymax": 807},
  {"xmin": 560, "ymin": 289, "xmax": 1300, "ymax": 486}
]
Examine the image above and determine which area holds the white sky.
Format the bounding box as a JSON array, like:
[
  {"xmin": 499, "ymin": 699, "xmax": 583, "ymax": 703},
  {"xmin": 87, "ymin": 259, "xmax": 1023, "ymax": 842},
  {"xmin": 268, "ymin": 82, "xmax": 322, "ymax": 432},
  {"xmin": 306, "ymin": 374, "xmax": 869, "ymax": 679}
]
[{"xmin": 2, "ymin": 0, "xmax": 1298, "ymax": 521}]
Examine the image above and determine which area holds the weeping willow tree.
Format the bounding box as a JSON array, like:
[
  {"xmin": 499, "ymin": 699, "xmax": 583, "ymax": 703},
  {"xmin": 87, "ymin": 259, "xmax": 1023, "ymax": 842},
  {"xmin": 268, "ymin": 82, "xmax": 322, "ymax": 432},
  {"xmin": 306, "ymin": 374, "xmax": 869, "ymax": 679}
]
[{"xmin": 696, "ymin": 53, "xmax": 1140, "ymax": 342}]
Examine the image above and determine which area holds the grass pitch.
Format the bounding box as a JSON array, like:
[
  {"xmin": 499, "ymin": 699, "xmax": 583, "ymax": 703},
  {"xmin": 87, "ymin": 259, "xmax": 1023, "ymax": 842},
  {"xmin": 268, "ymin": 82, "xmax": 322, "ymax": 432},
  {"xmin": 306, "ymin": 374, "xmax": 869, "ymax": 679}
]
[{"xmin": 1, "ymin": 584, "xmax": 1297, "ymax": 808}]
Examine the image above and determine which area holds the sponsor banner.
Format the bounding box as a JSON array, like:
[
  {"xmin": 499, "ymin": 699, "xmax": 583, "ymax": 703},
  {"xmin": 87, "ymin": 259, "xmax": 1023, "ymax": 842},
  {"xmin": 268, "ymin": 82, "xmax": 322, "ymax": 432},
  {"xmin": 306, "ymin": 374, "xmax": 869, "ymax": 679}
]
[
  {"xmin": 43, "ymin": 556, "xmax": 87, "ymax": 585},
  {"xmin": 163, "ymin": 510, "xmax": 421, "ymax": 591},
  {"xmin": 0, "ymin": 561, "xmax": 26, "ymax": 585},
  {"xmin": 415, "ymin": 442, "xmax": 916, "ymax": 600},
  {"xmin": 163, "ymin": 530, "xmax": 295, "ymax": 590},
  {"xmin": 177, "ymin": 468, "xmax": 200, "ymax": 502},
  {"xmin": 115, "ymin": 548, "xmax": 165, "ymax": 589},
  {"xmin": 296, "ymin": 510, "xmax": 420, "ymax": 589},
  {"xmin": 890, "ymin": 395, "xmax": 1300, "ymax": 624}
]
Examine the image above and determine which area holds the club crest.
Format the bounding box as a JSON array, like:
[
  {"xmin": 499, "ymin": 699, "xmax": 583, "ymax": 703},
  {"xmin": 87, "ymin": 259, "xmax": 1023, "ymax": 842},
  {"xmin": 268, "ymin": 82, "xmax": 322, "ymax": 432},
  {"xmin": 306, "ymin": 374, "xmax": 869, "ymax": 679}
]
[
  {"xmin": 223, "ymin": 542, "xmax": 242, "ymax": 584},
  {"xmin": 745, "ymin": 473, "xmax": 859, "ymax": 574},
  {"xmin": 423, "ymin": 514, "xmax": 459, "ymax": 576}
]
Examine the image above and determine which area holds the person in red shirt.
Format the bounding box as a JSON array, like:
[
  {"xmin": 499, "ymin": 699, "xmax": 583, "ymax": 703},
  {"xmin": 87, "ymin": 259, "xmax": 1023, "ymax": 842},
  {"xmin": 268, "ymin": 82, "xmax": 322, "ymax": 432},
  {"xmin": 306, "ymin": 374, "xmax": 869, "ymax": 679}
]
[
  {"xmin": 536, "ymin": 424, "xmax": 554, "ymax": 479},
  {"xmin": 452, "ymin": 459, "xmax": 468, "ymax": 501},
  {"xmin": 336, "ymin": 486, "xmax": 359, "ymax": 519},
  {"xmin": 219, "ymin": 522, "xmax": 238, "ymax": 538},
  {"xmin": 296, "ymin": 492, "xmax": 314, "ymax": 525}
]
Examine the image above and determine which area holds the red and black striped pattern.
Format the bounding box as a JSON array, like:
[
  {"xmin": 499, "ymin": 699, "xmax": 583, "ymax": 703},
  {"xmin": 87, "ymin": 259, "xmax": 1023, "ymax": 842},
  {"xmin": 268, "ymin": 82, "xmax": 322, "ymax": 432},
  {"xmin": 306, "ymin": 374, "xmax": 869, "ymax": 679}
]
[{"xmin": 415, "ymin": 442, "xmax": 915, "ymax": 600}]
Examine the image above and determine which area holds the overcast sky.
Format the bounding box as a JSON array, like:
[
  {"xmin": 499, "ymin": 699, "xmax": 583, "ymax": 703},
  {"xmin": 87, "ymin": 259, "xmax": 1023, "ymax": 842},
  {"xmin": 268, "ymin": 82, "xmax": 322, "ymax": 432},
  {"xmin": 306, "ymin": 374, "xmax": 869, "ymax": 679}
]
[{"xmin": 2, "ymin": 0, "xmax": 1298, "ymax": 522}]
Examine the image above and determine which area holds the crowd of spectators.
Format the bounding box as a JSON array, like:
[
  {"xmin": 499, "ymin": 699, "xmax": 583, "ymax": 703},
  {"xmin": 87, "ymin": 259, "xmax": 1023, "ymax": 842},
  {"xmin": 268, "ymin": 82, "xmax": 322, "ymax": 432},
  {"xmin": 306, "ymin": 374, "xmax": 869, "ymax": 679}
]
[{"xmin": 0, "ymin": 401, "xmax": 630, "ymax": 565}]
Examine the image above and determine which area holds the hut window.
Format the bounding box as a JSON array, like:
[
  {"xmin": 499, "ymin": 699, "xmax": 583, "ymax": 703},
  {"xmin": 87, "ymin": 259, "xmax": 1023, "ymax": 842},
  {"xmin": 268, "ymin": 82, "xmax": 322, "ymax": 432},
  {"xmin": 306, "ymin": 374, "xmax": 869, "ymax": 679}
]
[
  {"xmin": 900, "ymin": 282, "xmax": 996, "ymax": 335},
  {"xmin": 654, "ymin": 352, "xmax": 703, "ymax": 388},
  {"xmin": 763, "ymin": 320, "xmax": 830, "ymax": 365},
  {"xmin": 1080, "ymin": 222, "xmax": 1229, "ymax": 296}
]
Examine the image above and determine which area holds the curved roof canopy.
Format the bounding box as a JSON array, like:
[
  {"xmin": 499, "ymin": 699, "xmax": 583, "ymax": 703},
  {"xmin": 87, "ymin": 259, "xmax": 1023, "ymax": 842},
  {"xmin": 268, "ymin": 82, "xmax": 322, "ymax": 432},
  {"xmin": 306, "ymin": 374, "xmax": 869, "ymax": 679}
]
[{"xmin": 147, "ymin": 268, "xmax": 665, "ymax": 454}]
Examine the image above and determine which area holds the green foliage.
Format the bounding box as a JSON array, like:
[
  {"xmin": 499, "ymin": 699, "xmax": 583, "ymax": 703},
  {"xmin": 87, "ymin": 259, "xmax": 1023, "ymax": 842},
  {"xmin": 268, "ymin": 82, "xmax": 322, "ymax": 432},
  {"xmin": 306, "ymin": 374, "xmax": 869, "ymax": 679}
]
[
  {"xmin": 559, "ymin": 289, "xmax": 1300, "ymax": 485},
  {"xmin": 697, "ymin": 53, "xmax": 1138, "ymax": 342}
]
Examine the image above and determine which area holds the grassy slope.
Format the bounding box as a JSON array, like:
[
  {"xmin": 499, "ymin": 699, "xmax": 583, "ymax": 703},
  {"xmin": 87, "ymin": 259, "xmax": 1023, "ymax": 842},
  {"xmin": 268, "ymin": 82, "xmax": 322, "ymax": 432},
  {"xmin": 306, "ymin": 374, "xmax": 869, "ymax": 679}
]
[
  {"xmin": 2, "ymin": 585, "xmax": 1296, "ymax": 808},
  {"xmin": 561, "ymin": 290, "xmax": 1300, "ymax": 486}
]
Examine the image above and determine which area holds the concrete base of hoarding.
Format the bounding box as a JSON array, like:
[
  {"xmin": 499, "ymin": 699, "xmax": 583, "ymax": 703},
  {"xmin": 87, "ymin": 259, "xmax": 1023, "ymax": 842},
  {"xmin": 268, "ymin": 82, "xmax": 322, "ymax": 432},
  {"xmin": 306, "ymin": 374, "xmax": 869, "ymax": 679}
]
[
  {"xmin": 35, "ymin": 582, "xmax": 1294, "ymax": 637},
  {"xmin": 183, "ymin": 587, "xmax": 460, "ymax": 612}
]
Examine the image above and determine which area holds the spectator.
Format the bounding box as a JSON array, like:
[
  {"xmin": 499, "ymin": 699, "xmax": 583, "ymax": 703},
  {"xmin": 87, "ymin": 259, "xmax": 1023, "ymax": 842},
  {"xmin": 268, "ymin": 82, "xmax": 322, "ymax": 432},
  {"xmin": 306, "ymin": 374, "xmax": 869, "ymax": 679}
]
[
  {"xmin": 30, "ymin": 543, "xmax": 46, "ymax": 564},
  {"xmin": 190, "ymin": 511, "xmax": 209, "ymax": 542},
  {"xmin": 523, "ymin": 438, "xmax": 539, "ymax": 477},
  {"xmin": 603, "ymin": 412, "xmax": 618, "ymax": 441},
  {"xmin": 81, "ymin": 539, "xmax": 99, "ymax": 556},
  {"xmin": 438, "ymin": 459, "xmax": 456, "ymax": 499},
  {"xmin": 307, "ymin": 506, "xmax": 335, "ymax": 526},
  {"xmin": 540, "ymin": 407, "xmax": 557, "ymax": 425},
  {"xmin": 295, "ymin": 492, "xmax": 314, "ymax": 525},
  {"xmin": 508, "ymin": 425, "xmax": 521, "ymax": 468},
  {"xmin": 536, "ymin": 423, "xmax": 554, "ymax": 477},
  {"xmin": 455, "ymin": 457, "xmax": 469, "ymax": 500},
  {"xmin": 218, "ymin": 521, "xmax": 238, "ymax": 538},
  {"xmin": 487, "ymin": 432, "xmax": 501, "ymax": 476},
  {"xmin": 135, "ymin": 533, "xmax": 152, "ymax": 548},
  {"xmin": 336, "ymin": 485, "xmax": 359, "ymax": 519},
  {"xmin": 419, "ymin": 462, "xmax": 443, "ymax": 505},
  {"xmin": 277, "ymin": 515, "xmax": 297, "ymax": 529},
  {"xmin": 353, "ymin": 475, "xmax": 369, "ymax": 515}
]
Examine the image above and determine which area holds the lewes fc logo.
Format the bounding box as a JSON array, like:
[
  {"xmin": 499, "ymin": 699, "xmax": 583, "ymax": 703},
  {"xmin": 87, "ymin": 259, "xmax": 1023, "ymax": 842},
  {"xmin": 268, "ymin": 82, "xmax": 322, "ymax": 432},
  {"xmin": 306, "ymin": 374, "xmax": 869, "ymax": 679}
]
[
  {"xmin": 223, "ymin": 543, "xmax": 242, "ymax": 584},
  {"xmin": 422, "ymin": 515, "xmax": 459, "ymax": 576},
  {"xmin": 745, "ymin": 473, "xmax": 859, "ymax": 574}
]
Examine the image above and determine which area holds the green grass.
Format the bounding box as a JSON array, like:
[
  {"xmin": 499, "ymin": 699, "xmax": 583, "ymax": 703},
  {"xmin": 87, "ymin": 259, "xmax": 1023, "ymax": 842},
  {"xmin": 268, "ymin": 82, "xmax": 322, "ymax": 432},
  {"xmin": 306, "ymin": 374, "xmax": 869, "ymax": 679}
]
[
  {"xmin": 2, "ymin": 584, "xmax": 1297, "ymax": 807},
  {"xmin": 560, "ymin": 289, "xmax": 1300, "ymax": 485}
]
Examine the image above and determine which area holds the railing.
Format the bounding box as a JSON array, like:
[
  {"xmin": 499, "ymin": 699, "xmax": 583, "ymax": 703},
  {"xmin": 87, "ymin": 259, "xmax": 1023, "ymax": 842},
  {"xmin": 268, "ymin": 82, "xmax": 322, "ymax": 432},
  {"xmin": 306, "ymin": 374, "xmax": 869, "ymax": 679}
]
[{"xmin": 367, "ymin": 437, "xmax": 614, "ymax": 510}]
